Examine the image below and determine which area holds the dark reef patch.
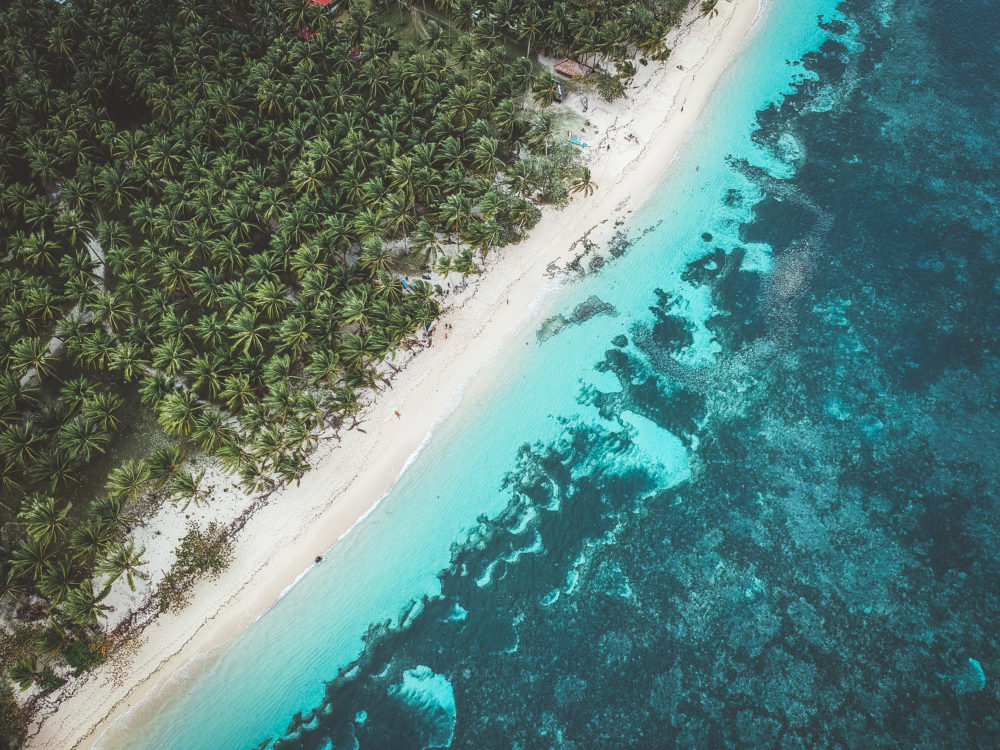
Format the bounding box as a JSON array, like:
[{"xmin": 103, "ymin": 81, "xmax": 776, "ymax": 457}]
[{"xmin": 536, "ymin": 295, "xmax": 618, "ymax": 342}]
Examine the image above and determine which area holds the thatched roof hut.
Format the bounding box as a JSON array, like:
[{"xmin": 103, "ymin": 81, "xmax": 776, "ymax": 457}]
[{"xmin": 553, "ymin": 59, "xmax": 594, "ymax": 78}]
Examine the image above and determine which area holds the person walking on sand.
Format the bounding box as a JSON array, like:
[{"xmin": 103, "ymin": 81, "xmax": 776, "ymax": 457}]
[{"xmin": 394, "ymin": 410, "xmax": 401, "ymax": 418}]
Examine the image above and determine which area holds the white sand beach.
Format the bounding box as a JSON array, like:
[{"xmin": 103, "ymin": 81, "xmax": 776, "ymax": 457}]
[{"xmin": 25, "ymin": 1, "xmax": 762, "ymax": 746}]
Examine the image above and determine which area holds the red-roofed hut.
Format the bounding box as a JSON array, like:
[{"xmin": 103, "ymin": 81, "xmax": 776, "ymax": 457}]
[{"xmin": 553, "ymin": 59, "xmax": 594, "ymax": 78}]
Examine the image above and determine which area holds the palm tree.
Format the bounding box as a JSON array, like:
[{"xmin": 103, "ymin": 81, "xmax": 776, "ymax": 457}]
[
  {"xmin": 510, "ymin": 198, "xmax": 541, "ymax": 231},
  {"xmin": 453, "ymin": 248, "xmax": 481, "ymax": 277},
  {"xmin": 251, "ymin": 279, "xmax": 291, "ymax": 321},
  {"xmin": 411, "ymin": 219, "xmax": 443, "ymax": 266},
  {"xmin": 466, "ymin": 216, "xmax": 504, "ymax": 257},
  {"xmin": 239, "ymin": 460, "xmax": 273, "ymax": 495},
  {"xmin": 90, "ymin": 291, "xmax": 133, "ymax": 333},
  {"xmin": 63, "ymin": 580, "xmax": 113, "ymax": 628},
  {"xmin": 139, "ymin": 370, "xmax": 175, "ymax": 408},
  {"xmin": 9, "ymin": 658, "xmax": 42, "ymax": 691},
  {"xmin": 274, "ymin": 315, "xmax": 311, "ymax": 359},
  {"xmin": 157, "ymin": 251, "xmax": 192, "ymax": 295},
  {"xmin": 57, "ymin": 417, "xmax": 111, "ymax": 461},
  {"xmin": 216, "ymin": 437, "xmax": 254, "ymax": 474},
  {"xmin": 10, "ymin": 337, "xmax": 56, "ymax": 381},
  {"xmin": 81, "ymin": 392, "xmax": 124, "ymax": 432},
  {"xmin": 0, "ymin": 566, "xmax": 29, "ymax": 604},
  {"xmin": 170, "ymin": 468, "xmax": 209, "ymax": 511},
  {"xmin": 220, "ymin": 374, "xmax": 256, "ymax": 412},
  {"xmin": 96, "ymin": 540, "xmax": 148, "ymax": 592},
  {"xmin": 149, "ymin": 135, "xmax": 184, "ymax": 177},
  {"xmin": 492, "ymin": 98, "xmax": 519, "ymax": 141},
  {"xmin": 291, "ymin": 162, "xmax": 324, "ymax": 196},
  {"xmin": 250, "ymin": 423, "xmax": 287, "ymax": 472},
  {"xmin": 147, "ymin": 444, "xmax": 185, "ymax": 487},
  {"xmin": 10, "ymin": 536, "xmax": 56, "ymax": 584},
  {"xmin": 519, "ymin": 7, "xmax": 543, "ymax": 59},
  {"xmin": 471, "ymin": 136, "xmax": 505, "ymax": 178},
  {"xmin": 441, "ymin": 85, "xmax": 478, "ymax": 129},
  {"xmin": 0, "ymin": 456, "xmax": 22, "ymax": 497},
  {"xmin": 532, "ymin": 74, "xmax": 562, "ymax": 108},
  {"xmin": 352, "ymin": 207, "xmax": 387, "ymax": 245},
  {"xmin": 96, "ymin": 162, "xmax": 140, "ymax": 212},
  {"xmin": 0, "ymin": 421, "xmax": 44, "ymax": 468},
  {"xmin": 358, "ymin": 241, "xmax": 394, "ymax": 276},
  {"xmin": 570, "ymin": 167, "xmax": 598, "ymax": 197},
  {"xmin": 32, "ymin": 623, "xmax": 72, "ymax": 658},
  {"xmin": 0, "ymin": 372, "xmax": 40, "ymax": 411},
  {"xmin": 38, "ymin": 557, "xmax": 79, "ymax": 604},
  {"xmin": 105, "ymin": 460, "xmax": 151, "ymax": 504},
  {"xmin": 383, "ymin": 193, "xmax": 415, "ymax": 243},
  {"xmin": 157, "ymin": 389, "xmax": 204, "ymax": 436},
  {"xmin": 274, "ymin": 450, "xmax": 309, "ymax": 487},
  {"xmin": 91, "ymin": 493, "xmax": 134, "ymax": 532},
  {"xmin": 438, "ymin": 193, "xmax": 473, "ymax": 250},
  {"xmin": 108, "ymin": 342, "xmax": 148, "ymax": 382},
  {"xmin": 195, "ymin": 313, "xmax": 227, "ymax": 350},
  {"xmin": 342, "ymin": 328, "xmax": 390, "ymax": 372},
  {"xmin": 304, "ymin": 347, "xmax": 339, "ymax": 386},
  {"xmin": 434, "ymin": 255, "xmax": 454, "ymax": 278},
  {"xmin": 188, "ymin": 352, "xmax": 226, "ymax": 400},
  {"xmin": 69, "ymin": 519, "xmax": 114, "ymax": 565},
  {"xmin": 229, "ymin": 311, "xmax": 270, "ymax": 356},
  {"xmin": 76, "ymin": 329, "xmax": 118, "ymax": 370},
  {"xmin": 262, "ymin": 380, "xmax": 295, "ymax": 423},
  {"xmin": 19, "ymin": 496, "xmax": 72, "ymax": 545},
  {"xmin": 192, "ymin": 410, "xmax": 233, "ymax": 454}
]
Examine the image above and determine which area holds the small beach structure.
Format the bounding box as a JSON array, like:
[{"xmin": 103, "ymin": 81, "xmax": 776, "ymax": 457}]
[{"xmin": 553, "ymin": 58, "xmax": 594, "ymax": 79}]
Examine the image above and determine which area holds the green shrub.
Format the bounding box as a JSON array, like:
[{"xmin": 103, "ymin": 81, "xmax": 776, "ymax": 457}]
[
  {"xmin": 592, "ymin": 70, "xmax": 626, "ymax": 102},
  {"xmin": 62, "ymin": 638, "xmax": 107, "ymax": 675},
  {"xmin": 157, "ymin": 523, "xmax": 233, "ymax": 613}
]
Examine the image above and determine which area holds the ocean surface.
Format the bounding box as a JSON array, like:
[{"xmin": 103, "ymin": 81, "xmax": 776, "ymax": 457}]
[{"xmin": 104, "ymin": 0, "xmax": 1000, "ymax": 746}]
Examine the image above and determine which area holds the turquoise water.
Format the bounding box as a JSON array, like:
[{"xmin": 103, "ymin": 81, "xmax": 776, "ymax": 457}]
[{"xmin": 104, "ymin": 0, "xmax": 1000, "ymax": 745}]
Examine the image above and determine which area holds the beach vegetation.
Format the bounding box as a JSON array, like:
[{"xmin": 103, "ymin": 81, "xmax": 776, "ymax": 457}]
[
  {"xmin": 156, "ymin": 523, "xmax": 233, "ymax": 614},
  {"xmin": 590, "ymin": 69, "xmax": 627, "ymax": 102}
]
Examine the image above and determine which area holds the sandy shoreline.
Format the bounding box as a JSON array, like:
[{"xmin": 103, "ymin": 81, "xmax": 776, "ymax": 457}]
[{"xmin": 25, "ymin": 1, "xmax": 762, "ymax": 747}]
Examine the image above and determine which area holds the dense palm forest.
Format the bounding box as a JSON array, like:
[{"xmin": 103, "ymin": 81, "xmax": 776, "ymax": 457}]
[{"xmin": 0, "ymin": 0, "xmax": 686, "ymax": 743}]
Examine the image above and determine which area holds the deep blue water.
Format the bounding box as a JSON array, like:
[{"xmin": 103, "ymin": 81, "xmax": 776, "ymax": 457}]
[
  {"xmin": 259, "ymin": 0, "xmax": 1000, "ymax": 746},
  {"xmin": 109, "ymin": 0, "xmax": 1000, "ymax": 746}
]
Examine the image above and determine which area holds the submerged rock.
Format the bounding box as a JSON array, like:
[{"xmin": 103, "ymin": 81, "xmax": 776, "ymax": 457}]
[
  {"xmin": 956, "ymin": 657, "xmax": 986, "ymax": 695},
  {"xmin": 389, "ymin": 665, "xmax": 457, "ymax": 749},
  {"xmin": 537, "ymin": 295, "xmax": 618, "ymax": 342}
]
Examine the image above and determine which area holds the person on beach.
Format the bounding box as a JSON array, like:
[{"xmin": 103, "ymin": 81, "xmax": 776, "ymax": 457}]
[{"xmin": 394, "ymin": 410, "xmax": 401, "ymax": 418}]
